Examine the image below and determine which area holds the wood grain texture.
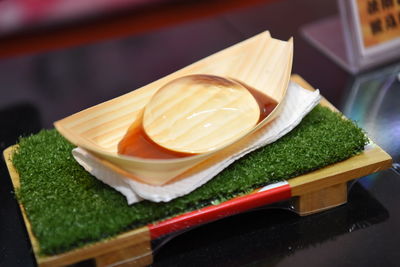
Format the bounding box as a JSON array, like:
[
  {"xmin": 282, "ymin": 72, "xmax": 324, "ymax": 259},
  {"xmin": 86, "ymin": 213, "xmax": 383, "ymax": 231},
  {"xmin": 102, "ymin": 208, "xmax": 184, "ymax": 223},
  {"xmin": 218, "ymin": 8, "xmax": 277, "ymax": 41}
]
[
  {"xmin": 3, "ymin": 76, "xmax": 393, "ymax": 266},
  {"xmin": 3, "ymin": 146, "xmax": 152, "ymax": 267},
  {"xmin": 54, "ymin": 31, "xmax": 293, "ymax": 185},
  {"xmin": 289, "ymin": 75, "xmax": 393, "ymax": 214},
  {"xmin": 95, "ymin": 242, "xmax": 152, "ymax": 267},
  {"xmin": 3, "ymin": 146, "xmax": 41, "ymax": 261},
  {"xmin": 293, "ymin": 183, "xmax": 348, "ymax": 216},
  {"xmin": 288, "ymin": 146, "xmax": 392, "ymax": 197}
]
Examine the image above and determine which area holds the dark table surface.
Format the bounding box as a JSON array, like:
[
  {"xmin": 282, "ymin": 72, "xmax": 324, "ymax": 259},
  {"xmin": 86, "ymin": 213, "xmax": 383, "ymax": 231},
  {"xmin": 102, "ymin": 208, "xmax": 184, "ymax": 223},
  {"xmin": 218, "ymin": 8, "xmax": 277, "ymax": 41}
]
[{"xmin": 1, "ymin": 0, "xmax": 400, "ymax": 266}]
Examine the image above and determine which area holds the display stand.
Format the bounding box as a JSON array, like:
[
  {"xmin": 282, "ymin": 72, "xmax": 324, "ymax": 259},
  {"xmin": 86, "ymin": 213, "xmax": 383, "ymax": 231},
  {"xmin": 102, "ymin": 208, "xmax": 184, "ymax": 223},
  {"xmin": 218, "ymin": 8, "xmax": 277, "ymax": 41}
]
[
  {"xmin": 302, "ymin": 0, "xmax": 400, "ymax": 74},
  {"xmin": 301, "ymin": 16, "xmax": 360, "ymax": 73},
  {"xmin": 3, "ymin": 75, "xmax": 393, "ymax": 267}
]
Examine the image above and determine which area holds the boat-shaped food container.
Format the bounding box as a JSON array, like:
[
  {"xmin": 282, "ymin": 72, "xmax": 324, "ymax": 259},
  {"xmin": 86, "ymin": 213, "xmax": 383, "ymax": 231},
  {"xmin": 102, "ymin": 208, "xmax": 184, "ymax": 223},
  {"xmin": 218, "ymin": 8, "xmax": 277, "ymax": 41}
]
[{"xmin": 54, "ymin": 31, "xmax": 293, "ymax": 185}]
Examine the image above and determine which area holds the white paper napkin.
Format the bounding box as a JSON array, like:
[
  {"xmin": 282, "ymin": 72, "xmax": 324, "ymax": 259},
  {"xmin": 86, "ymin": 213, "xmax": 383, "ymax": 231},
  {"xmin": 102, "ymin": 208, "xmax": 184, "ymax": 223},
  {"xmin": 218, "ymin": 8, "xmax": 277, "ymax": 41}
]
[{"xmin": 72, "ymin": 82, "xmax": 321, "ymax": 204}]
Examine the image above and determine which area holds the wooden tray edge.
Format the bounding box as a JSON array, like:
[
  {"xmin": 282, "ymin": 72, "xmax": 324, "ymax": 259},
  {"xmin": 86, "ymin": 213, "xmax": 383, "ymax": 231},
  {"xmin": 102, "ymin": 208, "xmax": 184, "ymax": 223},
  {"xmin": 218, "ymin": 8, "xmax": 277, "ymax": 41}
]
[
  {"xmin": 3, "ymin": 75, "xmax": 393, "ymax": 266},
  {"xmin": 3, "ymin": 146, "xmax": 151, "ymax": 267},
  {"xmin": 289, "ymin": 74, "xmax": 393, "ymax": 195}
]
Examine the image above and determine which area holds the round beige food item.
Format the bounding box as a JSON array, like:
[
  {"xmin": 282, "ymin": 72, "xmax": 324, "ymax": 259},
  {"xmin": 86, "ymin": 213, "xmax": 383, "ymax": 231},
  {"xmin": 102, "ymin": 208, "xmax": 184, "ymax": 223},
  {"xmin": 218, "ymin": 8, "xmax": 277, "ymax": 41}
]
[{"xmin": 143, "ymin": 74, "xmax": 260, "ymax": 154}]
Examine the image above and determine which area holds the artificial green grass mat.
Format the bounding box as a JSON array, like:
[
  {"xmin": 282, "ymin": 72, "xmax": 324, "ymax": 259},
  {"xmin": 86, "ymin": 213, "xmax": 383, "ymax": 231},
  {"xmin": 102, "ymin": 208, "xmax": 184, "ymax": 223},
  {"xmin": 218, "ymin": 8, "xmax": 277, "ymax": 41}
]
[{"xmin": 11, "ymin": 105, "xmax": 368, "ymax": 256}]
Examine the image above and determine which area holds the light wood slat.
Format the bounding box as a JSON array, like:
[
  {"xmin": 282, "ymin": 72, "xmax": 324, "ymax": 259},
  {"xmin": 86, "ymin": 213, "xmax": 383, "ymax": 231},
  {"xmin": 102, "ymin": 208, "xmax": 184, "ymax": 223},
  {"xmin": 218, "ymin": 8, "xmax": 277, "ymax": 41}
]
[
  {"xmin": 289, "ymin": 75, "xmax": 393, "ymax": 197},
  {"xmin": 4, "ymin": 145, "xmax": 151, "ymax": 267}
]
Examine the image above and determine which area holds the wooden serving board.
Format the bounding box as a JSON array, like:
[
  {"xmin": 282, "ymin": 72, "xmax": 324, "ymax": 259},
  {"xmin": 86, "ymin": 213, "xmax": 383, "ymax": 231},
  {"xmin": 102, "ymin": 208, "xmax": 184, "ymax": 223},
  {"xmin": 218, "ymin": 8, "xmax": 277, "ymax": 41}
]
[{"xmin": 3, "ymin": 75, "xmax": 392, "ymax": 267}]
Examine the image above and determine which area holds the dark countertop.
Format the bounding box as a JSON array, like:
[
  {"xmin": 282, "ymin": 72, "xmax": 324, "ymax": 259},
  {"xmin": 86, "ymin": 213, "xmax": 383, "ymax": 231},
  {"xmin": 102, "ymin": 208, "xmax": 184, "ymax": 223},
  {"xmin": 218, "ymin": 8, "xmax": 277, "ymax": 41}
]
[{"xmin": 1, "ymin": 0, "xmax": 399, "ymax": 266}]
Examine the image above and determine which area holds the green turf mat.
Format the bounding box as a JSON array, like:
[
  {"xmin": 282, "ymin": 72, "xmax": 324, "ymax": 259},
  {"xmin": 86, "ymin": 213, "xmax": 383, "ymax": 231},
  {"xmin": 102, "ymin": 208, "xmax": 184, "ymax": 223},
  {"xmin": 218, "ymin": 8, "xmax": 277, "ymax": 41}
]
[{"xmin": 10, "ymin": 105, "xmax": 368, "ymax": 255}]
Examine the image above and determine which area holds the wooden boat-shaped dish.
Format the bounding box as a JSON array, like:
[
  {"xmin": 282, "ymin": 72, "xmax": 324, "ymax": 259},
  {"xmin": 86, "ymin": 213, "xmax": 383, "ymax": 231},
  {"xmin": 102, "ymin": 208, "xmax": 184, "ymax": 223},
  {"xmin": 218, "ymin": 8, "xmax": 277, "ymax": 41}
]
[{"xmin": 54, "ymin": 31, "xmax": 293, "ymax": 185}]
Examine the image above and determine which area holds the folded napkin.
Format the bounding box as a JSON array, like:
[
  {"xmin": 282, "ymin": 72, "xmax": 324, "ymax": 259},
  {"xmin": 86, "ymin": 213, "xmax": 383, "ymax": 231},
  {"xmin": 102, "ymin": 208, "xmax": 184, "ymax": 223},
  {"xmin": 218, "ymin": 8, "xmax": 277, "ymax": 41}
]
[{"xmin": 72, "ymin": 82, "xmax": 321, "ymax": 204}]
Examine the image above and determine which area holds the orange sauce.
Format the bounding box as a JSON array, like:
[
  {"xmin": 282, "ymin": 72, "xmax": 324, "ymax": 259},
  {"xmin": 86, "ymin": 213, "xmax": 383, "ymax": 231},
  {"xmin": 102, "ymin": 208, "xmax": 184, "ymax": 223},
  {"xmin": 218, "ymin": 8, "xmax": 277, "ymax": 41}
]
[
  {"xmin": 118, "ymin": 87, "xmax": 278, "ymax": 159},
  {"xmin": 246, "ymin": 86, "xmax": 278, "ymax": 123},
  {"xmin": 117, "ymin": 124, "xmax": 192, "ymax": 159}
]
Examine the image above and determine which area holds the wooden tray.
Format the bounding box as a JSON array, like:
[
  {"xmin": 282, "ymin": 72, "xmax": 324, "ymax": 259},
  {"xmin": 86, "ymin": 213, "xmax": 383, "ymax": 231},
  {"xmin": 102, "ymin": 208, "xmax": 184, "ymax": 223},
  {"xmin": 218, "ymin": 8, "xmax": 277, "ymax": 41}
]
[{"xmin": 3, "ymin": 75, "xmax": 392, "ymax": 267}]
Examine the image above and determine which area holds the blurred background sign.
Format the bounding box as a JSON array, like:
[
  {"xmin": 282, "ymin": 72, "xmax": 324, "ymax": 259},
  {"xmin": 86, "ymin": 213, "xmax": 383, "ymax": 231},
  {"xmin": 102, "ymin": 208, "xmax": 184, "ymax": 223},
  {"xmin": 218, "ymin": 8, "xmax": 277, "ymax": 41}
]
[
  {"xmin": 302, "ymin": 0, "xmax": 400, "ymax": 73},
  {"xmin": 356, "ymin": 0, "xmax": 400, "ymax": 48}
]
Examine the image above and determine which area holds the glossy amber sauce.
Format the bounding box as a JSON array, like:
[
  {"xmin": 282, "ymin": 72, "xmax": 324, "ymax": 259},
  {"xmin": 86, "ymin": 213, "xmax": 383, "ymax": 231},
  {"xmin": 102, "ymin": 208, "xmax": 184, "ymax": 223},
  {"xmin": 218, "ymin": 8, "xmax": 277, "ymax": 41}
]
[{"xmin": 118, "ymin": 84, "xmax": 278, "ymax": 159}]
